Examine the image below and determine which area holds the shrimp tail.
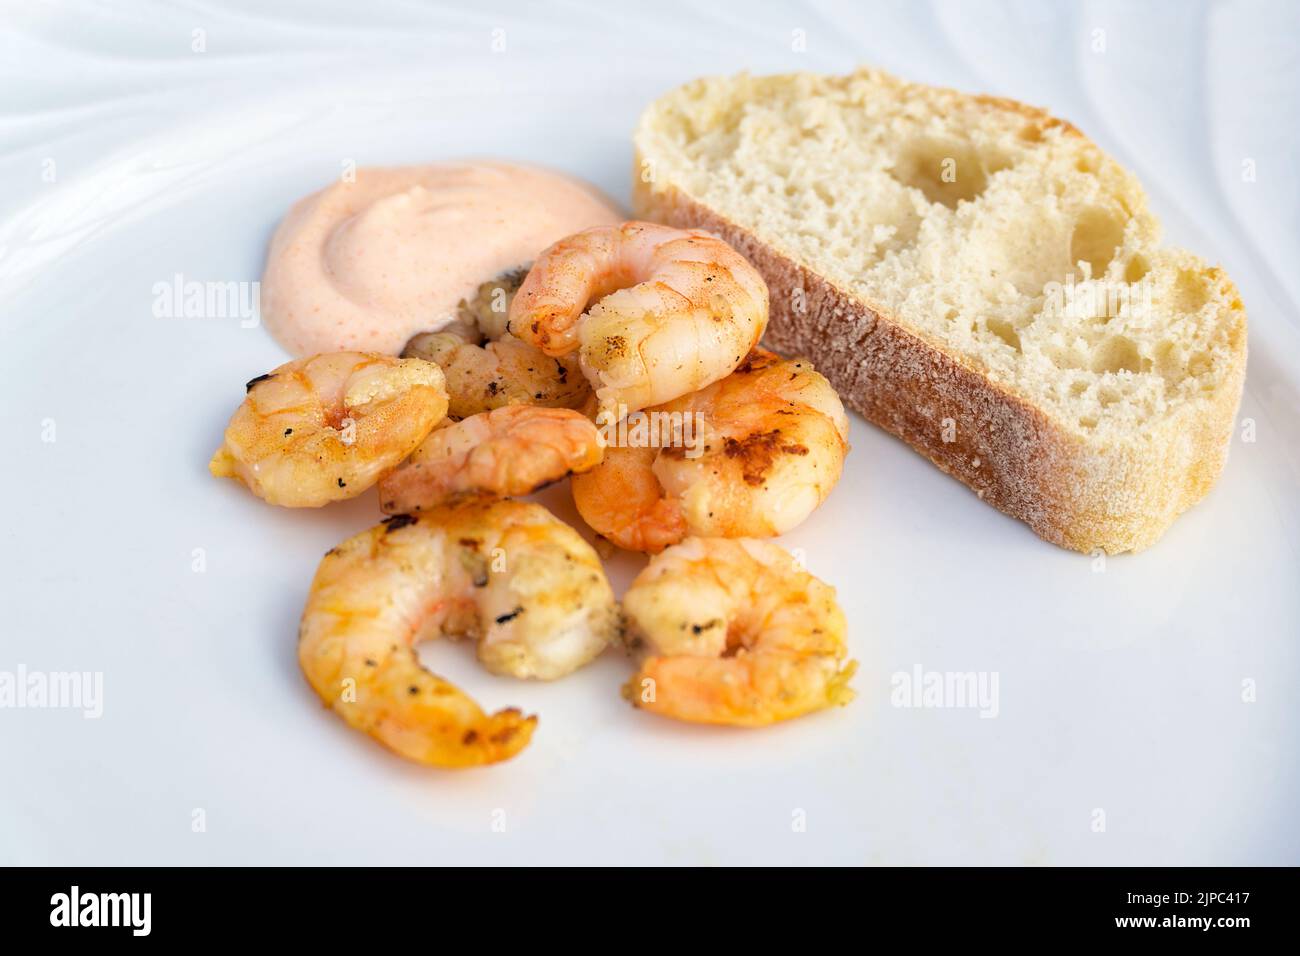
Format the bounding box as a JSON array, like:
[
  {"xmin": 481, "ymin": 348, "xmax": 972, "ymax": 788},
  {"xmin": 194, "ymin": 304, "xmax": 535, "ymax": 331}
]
[
  {"xmin": 357, "ymin": 655, "xmax": 539, "ymax": 767},
  {"xmin": 826, "ymin": 659, "xmax": 858, "ymax": 709},
  {"xmin": 626, "ymin": 652, "xmax": 857, "ymax": 727},
  {"xmin": 209, "ymin": 447, "xmax": 237, "ymax": 479},
  {"xmin": 457, "ymin": 709, "xmax": 539, "ymax": 766}
]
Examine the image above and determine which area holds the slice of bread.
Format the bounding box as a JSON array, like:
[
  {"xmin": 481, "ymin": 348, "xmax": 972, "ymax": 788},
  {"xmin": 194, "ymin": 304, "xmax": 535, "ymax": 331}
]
[{"xmin": 633, "ymin": 68, "xmax": 1247, "ymax": 553}]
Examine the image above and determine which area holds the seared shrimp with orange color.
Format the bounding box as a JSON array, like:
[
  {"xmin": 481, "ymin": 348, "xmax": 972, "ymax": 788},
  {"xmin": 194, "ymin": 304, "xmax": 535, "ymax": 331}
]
[
  {"xmin": 403, "ymin": 269, "xmax": 590, "ymax": 419},
  {"xmin": 621, "ymin": 537, "xmax": 855, "ymax": 726},
  {"xmin": 299, "ymin": 498, "xmax": 619, "ymax": 767},
  {"xmin": 509, "ymin": 221, "xmax": 768, "ymax": 418},
  {"xmin": 210, "ymin": 352, "xmax": 448, "ymax": 507},
  {"xmin": 572, "ymin": 349, "xmax": 848, "ymax": 552},
  {"xmin": 379, "ymin": 405, "xmax": 604, "ymax": 514}
]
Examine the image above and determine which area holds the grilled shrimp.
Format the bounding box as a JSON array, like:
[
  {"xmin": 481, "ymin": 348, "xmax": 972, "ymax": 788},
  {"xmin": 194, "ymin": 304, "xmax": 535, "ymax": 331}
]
[
  {"xmin": 404, "ymin": 270, "xmax": 589, "ymax": 419},
  {"xmin": 509, "ymin": 221, "xmax": 768, "ymax": 419},
  {"xmin": 572, "ymin": 349, "xmax": 848, "ymax": 552},
  {"xmin": 621, "ymin": 537, "xmax": 855, "ymax": 727},
  {"xmin": 378, "ymin": 405, "xmax": 604, "ymax": 514},
  {"xmin": 209, "ymin": 352, "xmax": 448, "ymax": 507},
  {"xmin": 298, "ymin": 499, "xmax": 619, "ymax": 767}
]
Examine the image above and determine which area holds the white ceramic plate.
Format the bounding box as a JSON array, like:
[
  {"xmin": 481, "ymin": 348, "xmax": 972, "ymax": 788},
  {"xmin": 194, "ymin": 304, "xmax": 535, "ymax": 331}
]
[{"xmin": 3, "ymin": 0, "xmax": 1298, "ymax": 865}]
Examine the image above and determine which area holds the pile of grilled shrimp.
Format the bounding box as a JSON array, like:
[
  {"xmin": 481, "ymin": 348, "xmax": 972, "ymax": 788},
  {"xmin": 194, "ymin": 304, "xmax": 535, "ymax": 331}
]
[{"xmin": 210, "ymin": 222, "xmax": 857, "ymax": 768}]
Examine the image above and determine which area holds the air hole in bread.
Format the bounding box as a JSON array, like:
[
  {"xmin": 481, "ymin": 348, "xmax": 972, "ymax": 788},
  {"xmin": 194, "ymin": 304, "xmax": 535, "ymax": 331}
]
[
  {"xmin": 986, "ymin": 317, "xmax": 1021, "ymax": 352},
  {"xmin": 889, "ymin": 136, "xmax": 1008, "ymax": 209},
  {"xmin": 1071, "ymin": 207, "xmax": 1127, "ymax": 276},
  {"xmin": 1187, "ymin": 351, "xmax": 1212, "ymax": 377},
  {"xmin": 1172, "ymin": 270, "xmax": 1210, "ymax": 312},
  {"xmin": 1091, "ymin": 335, "xmax": 1141, "ymax": 374},
  {"xmin": 1154, "ymin": 340, "xmax": 1182, "ymax": 379},
  {"xmin": 1045, "ymin": 345, "xmax": 1084, "ymax": 371},
  {"xmin": 1124, "ymin": 254, "xmax": 1150, "ymax": 284}
]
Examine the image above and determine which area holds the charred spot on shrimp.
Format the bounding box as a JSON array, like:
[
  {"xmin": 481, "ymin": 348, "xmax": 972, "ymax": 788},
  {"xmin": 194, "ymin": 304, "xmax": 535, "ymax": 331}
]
[
  {"xmin": 244, "ymin": 373, "xmax": 275, "ymax": 392},
  {"xmin": 494, "ymin": 607, "xmax": 525, "ymax": 625},
  {"xmin": 457, "ymin": 547, "xmax": 490, "ymax": 587},
  {"xmin": 382, "ymin": 513, "xmax": 418, "ymax": 533},
  {"xmin": 735, "ymin": 350, "xmax": 781, "ymax": 376},
  {"xmin": 724, "ymin": 430, "xmax": 811, "ymax": 486}
]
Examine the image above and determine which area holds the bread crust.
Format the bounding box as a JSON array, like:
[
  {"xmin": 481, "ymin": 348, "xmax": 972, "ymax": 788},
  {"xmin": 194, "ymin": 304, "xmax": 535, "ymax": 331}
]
[{"xmin": 634, "ymin": 173, "xmax": 1246, "ymax": 554}]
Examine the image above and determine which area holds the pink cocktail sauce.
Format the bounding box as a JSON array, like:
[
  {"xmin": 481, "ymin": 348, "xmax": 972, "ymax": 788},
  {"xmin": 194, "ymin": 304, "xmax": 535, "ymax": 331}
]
[{"xmin": 261, "ymin": 162, "xmax": 622, "ymax": 356}]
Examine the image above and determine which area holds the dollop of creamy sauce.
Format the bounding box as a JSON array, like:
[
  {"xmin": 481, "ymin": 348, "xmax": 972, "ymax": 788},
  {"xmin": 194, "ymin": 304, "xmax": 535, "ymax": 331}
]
[{"xmin": 260, "ymin": 162, "xmax": 622, "ymax": 356}]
